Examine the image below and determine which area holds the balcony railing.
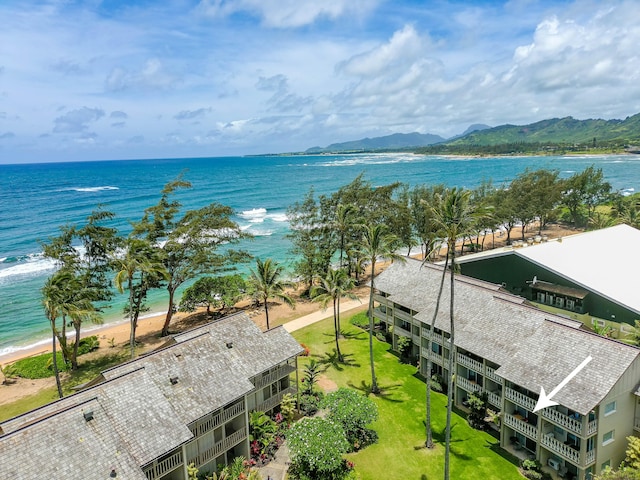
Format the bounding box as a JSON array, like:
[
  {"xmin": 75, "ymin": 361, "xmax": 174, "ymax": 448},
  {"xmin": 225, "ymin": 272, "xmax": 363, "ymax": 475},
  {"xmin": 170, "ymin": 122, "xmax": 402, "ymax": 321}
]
[
  {"xmin": 254, "ymin": 364, "xmax": 296, "ymax": 389},
  {"xmin": 256, "ymin": 386, "xmax": 297, "ymax": 413},
  {"xmin": 188, "ymin": 426, "xmax": 247, "ymax": 468},
  {"xmin": 394, "ymin": 309, "xmax": 414, "ymax": 322},
  {"xmin": 191, "ymin": 401, "xmax": 246, "ymax": 437},
  {"xmin": 458, "ymin": 376, "xmax": 482, "ymax": 394},
  {"xmin": 586, "ymin": 449, "xmax": 596, "ymax": 465},
  {"xmin": 421, "ymin": 348, "xmax": 444, "ymax": 366},
  {"xmin": 504, "ymin": 413, "xmax": 538, "ymax": 440},
  {"xmin": 505, "ymin": 387, "xmax": 537, "ymax": 412},
  {"xmin": 457, "ymin": 353, "xmax": 483, "ymax": 373},
  {"xmin": 372, "ymin": 307, "xmax": 388, "ymax": 322},
  {"xmin": 540, "ymin": 433, "xmax": 580, "ymax": 464},
  {"xmin": 587, "ymin": 419, "xmax": 598, "ymax": 435},
  {"xmin": 541, "ymin": 408, "xmax": 582, "ymax": 435},
  {"xmin": 487, "ymin": 391, "xmax": 502, "ymax": 408},
  {"xmin": 423, "ymin": 331, "xmax": 450, "ymax": 346},
  {"xmin": 485, "ymin": 366, "xmax": 503, "ymax": 384},
  {"xmin": 144, "ymin": 450, "xmax": 183, "ymax": 480}
]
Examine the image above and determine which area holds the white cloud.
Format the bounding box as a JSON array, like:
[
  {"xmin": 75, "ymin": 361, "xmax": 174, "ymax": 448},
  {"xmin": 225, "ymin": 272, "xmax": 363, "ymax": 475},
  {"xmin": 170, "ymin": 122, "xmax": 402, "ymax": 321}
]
[
  {"xmin": 197, "ymin": 0, "xmax": 379, "ymax": 28},
  {"xmin": 53, "ymin": 107, "xmax": 105, "ymax": 133},
  {"xmin": 106, "ymin": 59, "xmax": 180, "ymax": 92}
]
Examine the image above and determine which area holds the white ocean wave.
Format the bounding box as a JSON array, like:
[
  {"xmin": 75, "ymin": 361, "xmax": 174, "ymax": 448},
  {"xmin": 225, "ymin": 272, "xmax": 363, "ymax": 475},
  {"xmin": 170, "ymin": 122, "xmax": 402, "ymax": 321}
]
[
  {"xmin": 0, "ymin": 254, "xmax": 56, "ymax": 281},
  {"xmin": 70, "ymin": 186, "xmax": 120, "ymax": 192},
  {"xmin": 250, "ymin": 229, "xmax": 274, "ymax": 237},
  {"xmin": 269, "ymin": 213, "xmax": 288, "ymax": 222},
  {"xmin": 316, "ymin": 153, "xmax": 421, "ymax": 167},
  {"xmin": 0, "ymin": 337, "xmax": 51, "ymax": 358},
  {"xmin": 239, "ymin": 207, "xmax": 267, "ymax": 219}
]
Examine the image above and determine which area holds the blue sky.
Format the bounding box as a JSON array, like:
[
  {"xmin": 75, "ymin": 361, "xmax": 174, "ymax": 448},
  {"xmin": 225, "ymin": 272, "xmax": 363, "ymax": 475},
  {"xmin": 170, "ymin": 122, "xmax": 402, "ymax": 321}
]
[{"xmin": 1, "ymin": 0, "xmax": 639, "ymax": 163}]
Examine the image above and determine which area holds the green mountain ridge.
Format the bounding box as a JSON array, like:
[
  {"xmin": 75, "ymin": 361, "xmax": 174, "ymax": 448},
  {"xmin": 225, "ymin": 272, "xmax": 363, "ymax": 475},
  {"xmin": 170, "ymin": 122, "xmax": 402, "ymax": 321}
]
[{"xmin": 306, "ymin": 132, "xmax": 446, "ymax": 153}]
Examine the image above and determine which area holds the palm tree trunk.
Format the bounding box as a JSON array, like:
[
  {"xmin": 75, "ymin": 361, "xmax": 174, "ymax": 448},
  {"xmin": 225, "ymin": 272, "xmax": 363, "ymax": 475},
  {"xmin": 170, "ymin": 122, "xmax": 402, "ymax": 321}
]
[
  {"xmin": 264, "ymin": 299, "xmax": 270, "ymax": 330},
  {"xmin": 129, "ymin": 277, "xmax": 136, "ymax": 359},
  {"xmin": 333, "ymin": 297, "xmax": 342, "ymax": 362},
  {"xmin": 72, "ymin": 323, "xmax": 81, "ymax": 370},
  {"xmin": 425, "ymin": 255, "xmax": 449, "ymax": 448},
  {"xmin": 161, "ymin": 286, "xmax": 176, "ymax": 336},
  {"xmin": 336, "ymin": 296, "xmax": 342, "ymax": 338},
  {"xmin": 51, "ymin": 325, "xmax": 63, "ymax": 398},
  {"xmin": 369, "ymin": 259, "xmax": 378, "ymax": 394},
  {"xmin": 444, "ymin": 245, "xmax": 456, "ymax": 480}
]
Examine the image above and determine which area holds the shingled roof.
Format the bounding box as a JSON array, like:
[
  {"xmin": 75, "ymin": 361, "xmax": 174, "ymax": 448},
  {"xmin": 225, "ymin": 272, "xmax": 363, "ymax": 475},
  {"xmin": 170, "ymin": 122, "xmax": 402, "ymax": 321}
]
[
  {"xmin": 0, "ymin": 312, "xmax": 303, "ymax": 479},
  {"xmin": 375, "ymin": 258, "xmax": 640, "ymax": 415}
]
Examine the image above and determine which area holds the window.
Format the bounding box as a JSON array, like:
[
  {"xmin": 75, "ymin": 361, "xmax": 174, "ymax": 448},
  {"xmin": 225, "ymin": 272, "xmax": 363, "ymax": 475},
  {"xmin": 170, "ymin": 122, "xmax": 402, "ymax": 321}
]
[
  {"xmin": 601, "ymin": 460, "xmax": 611, "ymax": 471},
  {"xmin": 604, "ymin": 401, "xmax": 617, "ymax": 416},
  {"xmin": 603, "ymin": 430, "xmax": 615, "ymax": 446}
]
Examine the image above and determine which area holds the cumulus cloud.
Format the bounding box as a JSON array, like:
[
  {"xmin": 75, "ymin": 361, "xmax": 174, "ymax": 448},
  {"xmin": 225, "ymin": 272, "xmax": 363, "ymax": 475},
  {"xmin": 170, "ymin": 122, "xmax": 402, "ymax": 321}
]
[
  {"xmin": 110, "ymin": 111, "xmax": 128, "ymax": 119},
  {"xmin": 197, "ymin": 0, "xmax": 379, "ymax": 27},
  {"xmin": 111, "ymin": 122, "xmax": 125, "ymax": 128},
  {"xmin": 106, "ymin": 59, "xmax": 179, "ymax": 92},
  {"xmin": 256, "ymin": 74, "xmax": 312, "ymax": 112},
  {"xmin": 174, "ymin": 107, "xmax": 212, "ymax": 120},
  {"xmin": 53, "ymin": 107, "xmax": 105, "ymax": 133}
]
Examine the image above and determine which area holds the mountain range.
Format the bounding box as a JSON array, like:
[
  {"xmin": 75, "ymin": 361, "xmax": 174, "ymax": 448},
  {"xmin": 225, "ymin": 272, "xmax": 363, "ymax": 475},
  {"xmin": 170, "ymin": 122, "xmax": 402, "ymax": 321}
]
[{"xmin": 304, "ymin": 114, "xmax": 640, "ymax": 153}]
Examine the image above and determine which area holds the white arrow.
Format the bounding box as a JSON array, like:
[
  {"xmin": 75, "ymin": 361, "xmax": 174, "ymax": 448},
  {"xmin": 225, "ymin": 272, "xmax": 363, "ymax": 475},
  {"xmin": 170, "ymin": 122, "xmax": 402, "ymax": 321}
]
[{"xmin": 532, "ymin": 355, "xmax": 593, "ymax": 413}]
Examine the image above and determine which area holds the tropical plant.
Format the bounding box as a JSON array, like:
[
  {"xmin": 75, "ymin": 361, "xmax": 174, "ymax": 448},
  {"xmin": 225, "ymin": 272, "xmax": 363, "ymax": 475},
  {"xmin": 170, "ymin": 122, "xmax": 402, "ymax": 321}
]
[
  {"xmin": 302, "ymin": 358, "xmax": 321, "ymax": 395},
  {"xmin": 179, "ymin": 275, "xmax": 246, "ymax": 316},
  {"xmin": 335, "ymin": 203, "xmax": 357, "ymax": 269},
  {"xmin": 431, "ymin": 187, "xmax": 476, "ymax": 480},
  {"xmin": 249, "ymin": 258, "xmax": 295, "ymax": 330},
  {"xmin": 359, "ymin": 223, "xmax": 404, "ymax": 394},
  {"xmin": 287, "ymin": 417, "xmax": 351, "ymax": 480},
  {"xmin": 311, "ymin": 268, "xmax": 358, "ymax": 362},
  {"xmin": 467, "ymin": 391, "xmax": 489, "ymax": 430},
  {"xmin": 249, "ymin": 411, "xmax": 278, "ymax": 454},
  {"xmin": 114, "ymin": 238, "xmax": 167, "ymax": 358},
  {"xmin": 280, "ymin": 392, "xmax": 296, "ymax": 425},
  {"xmin": 321, "ymin": 388, "xmax": 379, "ymax": 451}
]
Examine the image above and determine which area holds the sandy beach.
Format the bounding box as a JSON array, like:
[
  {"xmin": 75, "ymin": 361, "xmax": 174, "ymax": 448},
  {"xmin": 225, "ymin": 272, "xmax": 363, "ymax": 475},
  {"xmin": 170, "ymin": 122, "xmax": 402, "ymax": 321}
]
[{"xmin": 0, "ymin": 223, "xmax": 580, "ymax": 407}]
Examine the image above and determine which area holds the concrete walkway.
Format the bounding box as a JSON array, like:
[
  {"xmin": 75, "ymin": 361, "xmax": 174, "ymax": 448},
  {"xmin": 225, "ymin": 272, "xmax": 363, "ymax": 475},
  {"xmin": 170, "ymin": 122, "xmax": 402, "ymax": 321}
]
[
  {"xmin": 282, "ymin": 298, "xmax": 366, "ymax": 333},
  {"xmin": 256, "ymin": 297, "xmax": 367, "ymax": 480}
]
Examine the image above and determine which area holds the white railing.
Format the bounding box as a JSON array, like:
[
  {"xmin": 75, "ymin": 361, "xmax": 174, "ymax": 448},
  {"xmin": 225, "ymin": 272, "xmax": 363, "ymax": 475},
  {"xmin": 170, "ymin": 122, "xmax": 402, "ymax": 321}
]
[
  {"xmin": 485, "ymin": 366, "xmax": 503, "ymax": 384},
  {"xmin": 586, "ymin": 449, "xmax": 596, "ymax": 465},
  {"xmin": 256, "ymin": 386, "xmax": 297, "ymax": 413},
  {"xmin": 457, "ymin": 353, "xmax": 483, "ymax": 373},
  {"xmin": 504, "ymin": 413, "xmax": 538, "ymax": 440},
  {"xmin": 191, "ymin": 401, "xmax": 246, "ymax": 437},
  {"xmin": 426, "ymin": 331, "xmax": 450, "ymax": 346},
  {"xmin": 540, "ymin": 433, "xmax": 580, "ymax": 464},
  {"xmin": 421, "ymin": 348, "xmax": 444, "ymax": 366},
  {"xmin": 372, "ymin": 307, "xmax": 388, "ymax": 322},
  {"xmin": 505, "ymin": 387, "xmax": 537, "ymax": 412},
  {"xmin": 487, "ymin": 391, "xmax": 502, "ymax": 408},
  {"xmin": 588, "ymin": 419, "xmax": 598, "ymax": 435},
  {"xmin": 190, "ymin": 427, "xmax": 247, "ymax": 467},
  {"xmin": 458, "ymin": 376, "xmax": 482, "ymax": 393},
  {"xmin": 144, "ymin": 450, "xmax": 183, "ymax": 479},
  {"xmin": 394, "ymin": 309, "xmax": 414, "ymax": 322},
  {"xmin": 541, "ymin": 408, "xmax": 582, "ymax": 435}
]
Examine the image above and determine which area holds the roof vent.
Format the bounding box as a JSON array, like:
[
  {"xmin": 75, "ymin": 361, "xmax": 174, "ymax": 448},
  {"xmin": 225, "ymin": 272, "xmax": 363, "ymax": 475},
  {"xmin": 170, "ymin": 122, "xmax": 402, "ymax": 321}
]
[
  {"xmin": 83, "ymin": 410, "xmax": 94, "ymax": 422},
  {"xmin": 226, "ymin": 342, "xmax": 233, "ymax": 349},
  {"xmin": 169, "ymin": 376, "xmax": 179, "ymax": 385}
]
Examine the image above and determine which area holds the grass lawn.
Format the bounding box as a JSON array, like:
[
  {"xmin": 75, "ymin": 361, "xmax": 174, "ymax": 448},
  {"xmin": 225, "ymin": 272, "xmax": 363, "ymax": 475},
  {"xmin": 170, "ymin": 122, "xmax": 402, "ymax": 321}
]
[{"xmin": 293, "ymin": 316, "xmax": 522, "ymax": 480}]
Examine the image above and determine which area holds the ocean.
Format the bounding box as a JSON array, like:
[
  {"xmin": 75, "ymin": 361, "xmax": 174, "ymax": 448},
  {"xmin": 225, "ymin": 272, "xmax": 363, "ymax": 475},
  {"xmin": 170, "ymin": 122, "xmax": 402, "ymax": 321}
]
[{"xmin": 1, "ymin": 153, "xmax": 639, "ymax": 356}]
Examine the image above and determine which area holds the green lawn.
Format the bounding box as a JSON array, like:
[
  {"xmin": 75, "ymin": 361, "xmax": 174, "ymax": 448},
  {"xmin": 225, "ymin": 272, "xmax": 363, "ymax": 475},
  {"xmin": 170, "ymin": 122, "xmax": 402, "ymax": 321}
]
[{"xmin": 293, "ymin": 316, "xmax": 522, "ymax": 480}]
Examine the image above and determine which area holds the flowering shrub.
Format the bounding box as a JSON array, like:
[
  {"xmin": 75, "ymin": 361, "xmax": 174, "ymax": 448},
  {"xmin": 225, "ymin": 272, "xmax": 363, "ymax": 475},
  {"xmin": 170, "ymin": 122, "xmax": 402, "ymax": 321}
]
[
  {"xmin": 321, "ymin": 388, "xmax": 379, "ymax": 452},
  {"xmin": 299, "ymin": 343, "xmax": 310, "ymax": 356}
]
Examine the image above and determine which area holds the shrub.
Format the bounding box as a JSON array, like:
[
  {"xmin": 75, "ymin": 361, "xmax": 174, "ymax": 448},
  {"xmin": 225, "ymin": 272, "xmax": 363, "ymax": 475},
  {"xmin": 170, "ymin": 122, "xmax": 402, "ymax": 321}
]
[
  {"xmin": 467, "ymin": 391, "xmax": 489, "ymax": 429},
  {"xmin": 5, "ymin": 351, "xmax": 68, "ymax": 379},
  {"xmin": 299, "ymin": 392, "xmax": 324, "ymax": 416},
  {"xmin": 299, "ymin": 343, "xmax": 310, "ymax": 356},
  {"xmin": 431, "ymin": 374, "xmax": 446, "ymax": 393},
  {"xmin": 77, "ymin": 336, "xmax": 100, "ymax": 355},
  {"xmin": 397, "ymin": 335, "xmax": 411, "ymax": 361},
  {"xmin": 321, "ymin": 388, "xmax": 379, "ymax": 452},
  {"xmin": 349, "ymin": 312, "xmax": 369, "ymax": 329}
]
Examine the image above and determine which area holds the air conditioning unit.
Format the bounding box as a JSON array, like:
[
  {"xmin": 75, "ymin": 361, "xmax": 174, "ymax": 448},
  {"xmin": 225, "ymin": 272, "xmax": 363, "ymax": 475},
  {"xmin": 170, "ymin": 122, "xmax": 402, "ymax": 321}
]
[{"xmin": 548, "ymin": 458, "xmax": 561, "ymax": 471}]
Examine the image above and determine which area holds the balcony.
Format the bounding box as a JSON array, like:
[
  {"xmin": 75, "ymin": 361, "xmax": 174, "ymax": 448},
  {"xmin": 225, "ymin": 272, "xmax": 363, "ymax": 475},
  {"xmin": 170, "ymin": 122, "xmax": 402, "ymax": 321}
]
[
  {"xmin": 457, "ymin": 353, "xmax": 483, "ymax": 373},
  {"xmin": 191, "ymin": 401, "xmax": 246, "ymax": 437},
  {"xmin": 372, "ymin": 307, "xmax": 388, "ymax": 322},
  {"xmin": 458, "ymin": 376, "xmax": 482, "ymax": 394},
  {"xmin": 394, "ymin": 308, "xmax": 414, "ymax": 322},
  {"xmin": 540, "ymin": 409, "xmax": 582, "ymax": 435},
  {"xmin": 254, "ymin": 364, "xmax": 296, "ymax": 389},
  {"xmin": 421, "ymin": 348, "xmax": 444, "ymax": 366},
  {"xmin": 144, "ymin": 450, "xmax": 183, "ymax": 480},
  {"xmin": 485, "ymin": 366, "xmax": 504, "ymax": 384},
  {"xmin": 505, "ymin": 387, "xmax": 537, "ymax": 412},
  {"xmin": 540, "ymin": 433, "xmax": 580, "ymax": 464},
  {"xmin": 256, "ymin": 386, "xmax": 297, "ymax": 413},
  {"xmin": 487, "ymin": 391, "xmax": 502, "ymax": 408},
  {"xmin": 586, "ymin": 449, "xmax": 596, "ymax": 466},
  {"xmin": 504, "ymin": 412, "xmax": 538, "ymax": 440},
  {"xmin": 187, "ymin": 426, "xmax": 247, "ymax": 468}
]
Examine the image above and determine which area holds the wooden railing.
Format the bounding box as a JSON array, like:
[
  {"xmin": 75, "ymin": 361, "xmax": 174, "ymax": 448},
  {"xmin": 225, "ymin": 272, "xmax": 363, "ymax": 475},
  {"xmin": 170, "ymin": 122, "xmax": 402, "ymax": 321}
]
[
  {"xmin": 421, "ymin": 348, "xmax": 444, "ymax": 366},
  {"xmin": 256, "ymin": 386, "xmax": 297, "ymax": 413},
  {"xmin": 144, "ymin": 450, "xmax": 183, "ymax": 479},
  {"xmin": 457, "ymin": 353, "xmax": 483, "ymax": 373},
  {"xmin": 254, "ymin": 364, "xmax": 296, "ymax": 389},
  {"xmin": 541, "ymin": 408, "xmax": 582, "ymax": 435},
  {"xmin": 457, "ymin": 376, "xmax": 482, "ymax": 394},
  {"xmin": 540, "ymin": 433, "xmax": 580, "ymax": 464},
  {"xmin": 191, "ymin": 401, "xmax": 245, "ymax": 437},
  {"xmin": 504, "ymin": 387, "xmax": 537, "ymax": 412},
  {"xmin": 487, "ymin": 391, "xmax": 502, "ymax": 408},
  {"xmin": 485, "ymin": 366, "xmax": 503, "ymax": 384},
  {"xmin": 504, "ymin": 413, "xmax": 538, "ymax": 440},
  {"xmin": 188, "ymin": 427, "xmax": 247, "ymax": 468}
]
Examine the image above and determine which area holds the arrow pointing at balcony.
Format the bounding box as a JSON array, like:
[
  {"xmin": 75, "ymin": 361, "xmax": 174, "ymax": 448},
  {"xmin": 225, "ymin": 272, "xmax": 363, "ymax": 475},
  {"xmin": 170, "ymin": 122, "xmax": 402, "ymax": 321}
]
[{"xmin": 533, "ymin": 355, "xmax": 593, "ymax": 413}]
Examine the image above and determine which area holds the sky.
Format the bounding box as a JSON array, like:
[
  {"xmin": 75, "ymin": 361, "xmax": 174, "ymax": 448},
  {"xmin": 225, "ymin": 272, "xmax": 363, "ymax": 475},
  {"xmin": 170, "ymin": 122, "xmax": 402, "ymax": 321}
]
[{"xmin": 1, "ymin": 0, "xmax": 640, "ymax": 163}]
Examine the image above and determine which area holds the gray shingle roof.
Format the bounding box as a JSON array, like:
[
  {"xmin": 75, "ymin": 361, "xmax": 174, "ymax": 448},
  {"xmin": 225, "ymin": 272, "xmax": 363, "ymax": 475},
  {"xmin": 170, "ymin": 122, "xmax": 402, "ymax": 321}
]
[{"xmin": 375, "ymin": 258, "xmax": 640, "ymax": 415}]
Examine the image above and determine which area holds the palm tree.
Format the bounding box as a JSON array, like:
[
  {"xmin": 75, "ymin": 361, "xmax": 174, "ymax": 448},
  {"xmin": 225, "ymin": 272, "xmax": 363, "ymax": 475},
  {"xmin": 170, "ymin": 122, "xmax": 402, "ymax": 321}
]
[
  {"xmin": 359, "ymin": 224, "xmax": 405, "ymax": 394},
  {"xmin": 311, "ymin": 268, "xmax": 358, "ymax": 362},
  {"xmin": 249, "ymin": 258, "xmax": 295, "ymax": 330},
  {"xmin": 114, "ymin": 238, "xmax": 167, "ymax": 358},
  {"xmin": 431, "ymin": 187, "xmax": 476, "ymax": 480},
  {"xmin": 335, "ymin": 203, "xmax": 356, "ymax": 269}
]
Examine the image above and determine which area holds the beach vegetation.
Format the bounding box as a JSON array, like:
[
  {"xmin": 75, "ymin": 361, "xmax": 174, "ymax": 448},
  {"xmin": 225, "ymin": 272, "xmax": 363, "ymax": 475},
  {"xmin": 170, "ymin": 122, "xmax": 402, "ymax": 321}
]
[
  {"xmin": 114, "ymin": 237, "xmax": 168, "ymax": 358},
  {"xmin": 562, "ymin": 165, "xmax": 612, "ymax": 226},
  {"xmin": 248, "ymin": 257, "xmax": 295, "ymax": 330},
  {"xmin": 179, "ymin": 274, "xmax": 246, "ymax": 316},
  {"xmin": 131, "ymin": 177, "xmax": 251, "ymax": 336},
  {"xmin": 358, "ymin": 224, "xmax": 404, "ymax": 394},
  {"xmin": 311, "ymin": 268, "xmax": 358, "ymax": 362}
]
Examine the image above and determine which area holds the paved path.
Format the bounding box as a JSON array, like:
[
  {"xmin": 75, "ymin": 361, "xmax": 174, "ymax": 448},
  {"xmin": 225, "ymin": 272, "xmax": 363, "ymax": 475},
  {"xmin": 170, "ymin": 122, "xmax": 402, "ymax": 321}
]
[
  {"xmin": 283, "ymin": 298, "xmax": 367, "ymax": 333},
  {"xmin": 257, "ymin": 297, "xmax": 367, "ymax": 480}
]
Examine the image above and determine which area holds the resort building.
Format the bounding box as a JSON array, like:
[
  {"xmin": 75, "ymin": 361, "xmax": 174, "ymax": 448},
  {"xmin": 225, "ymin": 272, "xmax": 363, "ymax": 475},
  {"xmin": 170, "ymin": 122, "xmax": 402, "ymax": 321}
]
[
  {"xmin": 373, "ymin": 258, "xmax": 640, "ymax": 480},
  {"xmin": 0, "ymin": 313, "xmax": 303, "ymax": 480},
  {"xmin": 455, "ymin": 224, "xmax": 640, "ymax": 333}
]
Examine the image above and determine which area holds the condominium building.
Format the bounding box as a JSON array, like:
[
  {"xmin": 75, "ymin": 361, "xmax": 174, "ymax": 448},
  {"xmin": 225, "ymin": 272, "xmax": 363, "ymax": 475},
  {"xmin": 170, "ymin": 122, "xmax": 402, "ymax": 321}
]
[
  {"xmin": 373, "ymin": 258, "xmax": 640, "ymax": 480},
  {"xmin": 0, "ymin": 312, "xmax": 303, "ymax": 480}
]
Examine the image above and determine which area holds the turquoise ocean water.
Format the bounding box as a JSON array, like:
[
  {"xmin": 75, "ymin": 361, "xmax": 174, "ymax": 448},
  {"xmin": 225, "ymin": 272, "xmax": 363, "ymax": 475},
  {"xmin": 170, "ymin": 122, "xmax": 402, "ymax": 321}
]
[{"xmin": 1, "ymin": 153, "xmax": 639, "ymax": 356}]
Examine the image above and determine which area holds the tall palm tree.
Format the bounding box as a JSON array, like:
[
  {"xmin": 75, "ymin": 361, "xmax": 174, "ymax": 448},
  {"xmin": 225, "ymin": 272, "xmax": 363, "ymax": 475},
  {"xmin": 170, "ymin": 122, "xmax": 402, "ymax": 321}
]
[
  {"xmin": 249, "ymin": 258, "xmax": 295, "ymax": 330},
  {"xmin": 431, "ymin": 187, "xmax": 476, "ymax": 480},
  {"xmin": 114, "ymin": 238, "xmax": 167, "ymax": 358},
  {"xmin": 359, "ymin": 224, "xmax": 404, "ymax": 394},
  {"xmin": 311, "ymin": 268, "xmax": 358, "ymax": 362},
  {"xmin": 335, "ymin": 203, "xmax": 356, "ymax": 269}
]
